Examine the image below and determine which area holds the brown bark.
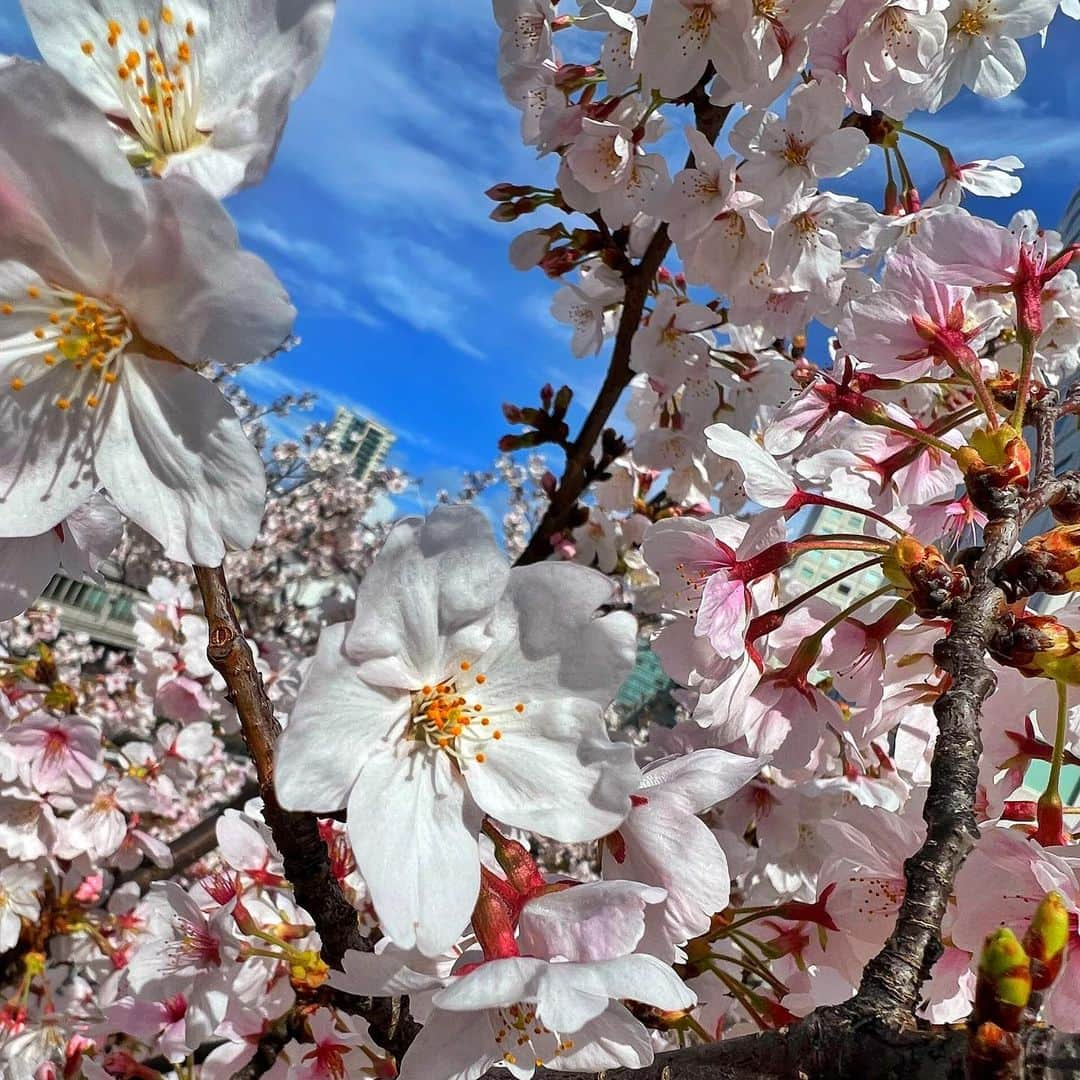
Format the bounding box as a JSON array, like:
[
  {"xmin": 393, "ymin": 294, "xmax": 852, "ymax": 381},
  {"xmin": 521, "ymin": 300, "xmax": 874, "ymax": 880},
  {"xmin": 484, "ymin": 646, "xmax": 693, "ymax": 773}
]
[{"xmin": 471, "ymin": 1023, "xmax": 1080, "ymax": 1080}]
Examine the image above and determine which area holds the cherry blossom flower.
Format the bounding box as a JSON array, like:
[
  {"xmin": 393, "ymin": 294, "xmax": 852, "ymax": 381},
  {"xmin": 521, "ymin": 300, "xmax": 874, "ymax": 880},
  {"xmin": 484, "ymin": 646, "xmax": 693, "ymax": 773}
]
[
  {"xmin": 603, "ymin": 749, "xmax": 764, "ymax": 958},
  {"xmin": 550, "ymin": 262, "xmax": 625, "ymax": 357},
  {"xmin": 663, "ymin": 130, "xmax": 772, "ymax": 304},
  {"xmin": 812, "ymin": 0, "xmax": 949, "ymax": 117},
  {"xmin": 924, "ymin": 0, "xmax": 1057, "ymax": 109},
  {"xmin": 638, "ymin": 0, "xmax": 753, "ymax": 98},
  {"xmin": 0, "ymin": 62, "xmax": 294, "ymax": 564},
  {"xmin": 928, "ymin": 155, "xmax": 1024, "ymax": 205},
  {"xmin": 644, "ymin": 513, "xmax": 785, "ymax": 660},
  {"xmin": 333, "ymin": 944, "xmax": 696, "ymax": 1079},
  {"xmin": 840, "ymin": 251, "xmax": 992, "ymax": 379},
  {"xmin": 3, "ymin": 715, "xmax": 105, "ymax": 794},
  {"xmin": 560, "ymin": 111, "xmax": 671, "ymax": 228},
  {"xmin": 630, "ymin": 292, "xmax": 717, "ymax": 392},
  {"xmin": 730, "ymin": 77, "xmax": 869, "ymax": 209},
  {"xmin": 275, "ymin": 505, "xmax": 640, "ymax": 955},
  {"xmin": 22, "ymin": 0, "xmax": 336, "ymax": 198}
]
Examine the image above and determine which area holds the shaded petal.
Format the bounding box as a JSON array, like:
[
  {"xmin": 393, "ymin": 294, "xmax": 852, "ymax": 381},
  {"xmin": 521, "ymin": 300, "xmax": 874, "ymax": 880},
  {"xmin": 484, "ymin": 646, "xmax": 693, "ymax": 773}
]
[
  {"xmin": 517, "ymin": 881, "xmax": 666, "ymax": 962},
  {"xmin": 345, "ymin": 505, "xmax": 508, "ymax": 688},
  {"xmin": 95, "ymin": 357, "xmax": 266, "ymax": 565},
  {"xmin": 397, "ymin": 1007, "xmax": 498, "ymax": 1080},
  {"xmin": 478, "ymin": 562, "xmax": 637, "ymax": 706},
  {"xmin": 0, "ymin": 359, "xmax": 100, "ymax": 536},
  {"xmin": 0, "ymin": 533, "xmax": 62, "ymax": 620}
]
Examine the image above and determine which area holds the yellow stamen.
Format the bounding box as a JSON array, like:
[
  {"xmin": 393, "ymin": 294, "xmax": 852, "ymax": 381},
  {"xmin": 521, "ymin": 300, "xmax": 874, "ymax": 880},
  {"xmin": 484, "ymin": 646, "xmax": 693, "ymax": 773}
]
[{"xmin": 9, "ymin": 378, "xmax": 23, "ymax": 391}]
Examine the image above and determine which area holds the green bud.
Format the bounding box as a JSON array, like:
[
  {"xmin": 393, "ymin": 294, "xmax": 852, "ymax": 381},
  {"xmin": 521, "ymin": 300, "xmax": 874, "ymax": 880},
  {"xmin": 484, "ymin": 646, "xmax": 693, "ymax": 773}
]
[
  {"xmin": 1023, "ymin": 890, "xmax": 1070, "ymax": 991},
  {"xmin": 975, "ymin": 927, "xmax": 1031, "ymax": 1031}
]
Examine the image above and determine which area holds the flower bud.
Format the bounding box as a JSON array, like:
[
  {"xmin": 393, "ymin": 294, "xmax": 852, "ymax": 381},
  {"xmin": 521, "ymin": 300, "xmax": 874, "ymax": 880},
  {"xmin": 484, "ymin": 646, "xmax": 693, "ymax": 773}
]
[
  {"xmin": 1022, "ymin": 890, "xmax": 1070, "ymax": 991},
  {"xmin": 288, "ymin": 949, "xmax": 330, "ymax": 992},
  {"xmin": 958, "ymin": 424, "xmax": 1031, "ymax": 514},
  {"xmin": 998, "ymin": 525, "xmax": 1080, "ymax": 600},
  {"xmin": 974, "ymin": 927, "xmax": 1031, "ymax": 1032},
  {"xmin": 1035, "ymin": 790, "xmax": 1069, "ymax": 847},
  {"xmin": 989, "ymin": 614, "xmax": 1080, "ymax": 683},
  {"xmin": 882, "ymin": 536, "xmax": 969, "ymax": 617},
  {"xmin": 967, "ymin": 1021, "xmax": 1022, "ymax": 1074},
  {"xmin": 485, "ymin": 183, "xmax": 533, "ymax": 202}
]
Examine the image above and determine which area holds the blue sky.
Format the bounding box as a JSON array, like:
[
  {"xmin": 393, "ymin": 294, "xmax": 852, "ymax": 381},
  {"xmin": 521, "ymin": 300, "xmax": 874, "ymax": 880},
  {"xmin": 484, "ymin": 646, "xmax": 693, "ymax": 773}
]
[{"xmin": 1, "ymin": 4, "xmax": 1079, "ymax": 498}]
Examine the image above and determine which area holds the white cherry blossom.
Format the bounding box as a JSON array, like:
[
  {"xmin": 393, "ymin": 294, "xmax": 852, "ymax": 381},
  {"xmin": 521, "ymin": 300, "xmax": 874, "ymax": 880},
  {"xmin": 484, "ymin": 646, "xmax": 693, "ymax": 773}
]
[
  {"xmin": 21, "ymin": 0, "xmax": 336, "ymax": 198},
  {"xmin": 275, "ymin": 506, "xmax": 640, "ymax": 955},
  {"xmin": 0, "ymin": 62, "xmax": 292, "ymax": 564}
]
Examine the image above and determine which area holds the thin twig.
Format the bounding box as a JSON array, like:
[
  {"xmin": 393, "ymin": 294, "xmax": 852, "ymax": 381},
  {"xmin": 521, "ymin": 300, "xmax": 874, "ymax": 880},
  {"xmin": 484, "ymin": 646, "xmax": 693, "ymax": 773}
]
[{"xmin": 515, "ymin": 84, "xmax": 731, "ymax": 566}]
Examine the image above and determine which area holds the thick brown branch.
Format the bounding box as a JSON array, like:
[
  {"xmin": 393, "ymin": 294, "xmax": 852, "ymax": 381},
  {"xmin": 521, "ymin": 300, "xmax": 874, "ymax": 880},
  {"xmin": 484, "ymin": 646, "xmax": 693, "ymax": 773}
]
[
  {"xmin": 468, "ymin": 1017, "xmax": 1080, "ymax": 1079},
  {"xmin": 832, "ymin": 507, "xmax": 1018, "ymax": 1026},
  {"xmin": 515, "ymin": 88, "xmax": 731, "ymax": 566},
  {"xmin": 192, "ymin": 564, "xmax": 418, "ymax": 1061}
]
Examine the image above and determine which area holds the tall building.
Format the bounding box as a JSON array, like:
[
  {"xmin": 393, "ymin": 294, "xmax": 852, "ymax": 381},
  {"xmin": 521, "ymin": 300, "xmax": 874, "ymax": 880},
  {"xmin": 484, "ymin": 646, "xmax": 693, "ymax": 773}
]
[
  {"xmin": 790, "ymin": 504, "xmax": 886, "ymax": 606},
  {"xmin": 36, "ymin": 567, "xmax": 142, "ymax": 649},
  {"xmin": 1060, "ymin": 185, "xmax": 1080, "ymax": 247},
  {"xmin": 325, "ymin": 408, "xmax": 396, "ymax": 483}
]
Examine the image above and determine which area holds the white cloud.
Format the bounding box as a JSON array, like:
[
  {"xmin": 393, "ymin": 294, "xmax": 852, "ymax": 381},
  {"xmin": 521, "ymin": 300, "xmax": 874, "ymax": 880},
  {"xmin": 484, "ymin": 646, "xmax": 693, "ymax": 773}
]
[
  {"xmin": 257, "ymin": 1, "xmax": 549, "ymax": 359},
  {"xmin": 235, "ymin": 362, "xmax": 441, "ymax": 456}
]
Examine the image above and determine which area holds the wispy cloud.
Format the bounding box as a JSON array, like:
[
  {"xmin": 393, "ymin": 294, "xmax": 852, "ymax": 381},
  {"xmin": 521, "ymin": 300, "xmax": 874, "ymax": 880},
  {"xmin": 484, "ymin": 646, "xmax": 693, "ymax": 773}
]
[{"xmin": 236, "ymin": 362, "xmax": 442, "ymax": 457}]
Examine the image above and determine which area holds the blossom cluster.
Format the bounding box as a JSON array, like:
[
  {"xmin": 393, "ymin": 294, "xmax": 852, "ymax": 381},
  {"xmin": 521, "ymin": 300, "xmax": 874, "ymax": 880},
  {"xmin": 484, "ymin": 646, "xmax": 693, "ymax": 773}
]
[{"xmin": 0, "ymin": 0, "xmax": 1078, "ymax": 1077}]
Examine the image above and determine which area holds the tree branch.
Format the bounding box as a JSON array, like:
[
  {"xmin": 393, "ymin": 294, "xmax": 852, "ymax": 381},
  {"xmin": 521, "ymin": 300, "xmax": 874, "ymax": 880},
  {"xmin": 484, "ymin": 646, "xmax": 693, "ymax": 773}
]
[
  {"xmin": 832, "ymin": 505, "xmax": 1017, "ymax": 1025},
  {"xmin": 469, "ymin": 1021, "xmax": 1080, "ymax": 1079},
  {"xmin": 191, "ymin": 564, "xmax": 419, "ymax": 1062},
  {"xmin": 515, "ymin": 87, "xmax": 731, "ymax": 567}
]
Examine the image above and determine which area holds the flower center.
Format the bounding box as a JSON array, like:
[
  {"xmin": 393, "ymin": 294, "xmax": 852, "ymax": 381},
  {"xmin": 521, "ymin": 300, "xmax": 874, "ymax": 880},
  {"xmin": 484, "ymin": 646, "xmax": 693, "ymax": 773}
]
[
  {"xmin": 2, "ymin": 284, "xmax": 131, "ymax": 410},
  {"xmin": 954, "ymin": 2, "xmax": 990, "ymax": 35},
  {"xmin": 408, "ymin": 661, "xmax": 525, "ymax": 768},
  {"xmin": 491, "ymin": 1003, "xmax": 575, "ymax": 1071},
  {"xmin": 782, "ymin": 133, "xmax": 810, "ymax": 168},
  {"xmin": 80, "ymin": 6, "xmax": 206, "ymax": 167},
  {"xmin": 169, "ymin": 916, "xmax": 222, "ymax": 969}
]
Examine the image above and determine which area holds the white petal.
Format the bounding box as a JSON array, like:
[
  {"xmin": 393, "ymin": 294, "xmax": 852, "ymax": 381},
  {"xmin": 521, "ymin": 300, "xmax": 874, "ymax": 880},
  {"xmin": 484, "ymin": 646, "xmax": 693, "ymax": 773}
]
[
  {"xmin": 123, "ymin": 176, "xmax": 295, "ymax": 366},
  {"xmin": 348, "ymin": 748, "xmax": 482, "ymax": 956},
  {"xmin": 344, "ymin": 505, "xmax": 508, "ymax": 688},
  {"xmin": 0, "ymin": 61, "xmax": 150, "ymax": 291},
  {"xmin": 466, "ymin": 698, "xmax": 639, "ymax": 842},
  {"xmin": 95, "ymin": 358, "xmax": 266, "ymax": 565},
  {"xmin": 703, "ymin": 423, "xmax": 796, "ymax": 507},
  {"xmin": 275, "ymin": 623, "xmax": 407, "ymax": 812}
]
